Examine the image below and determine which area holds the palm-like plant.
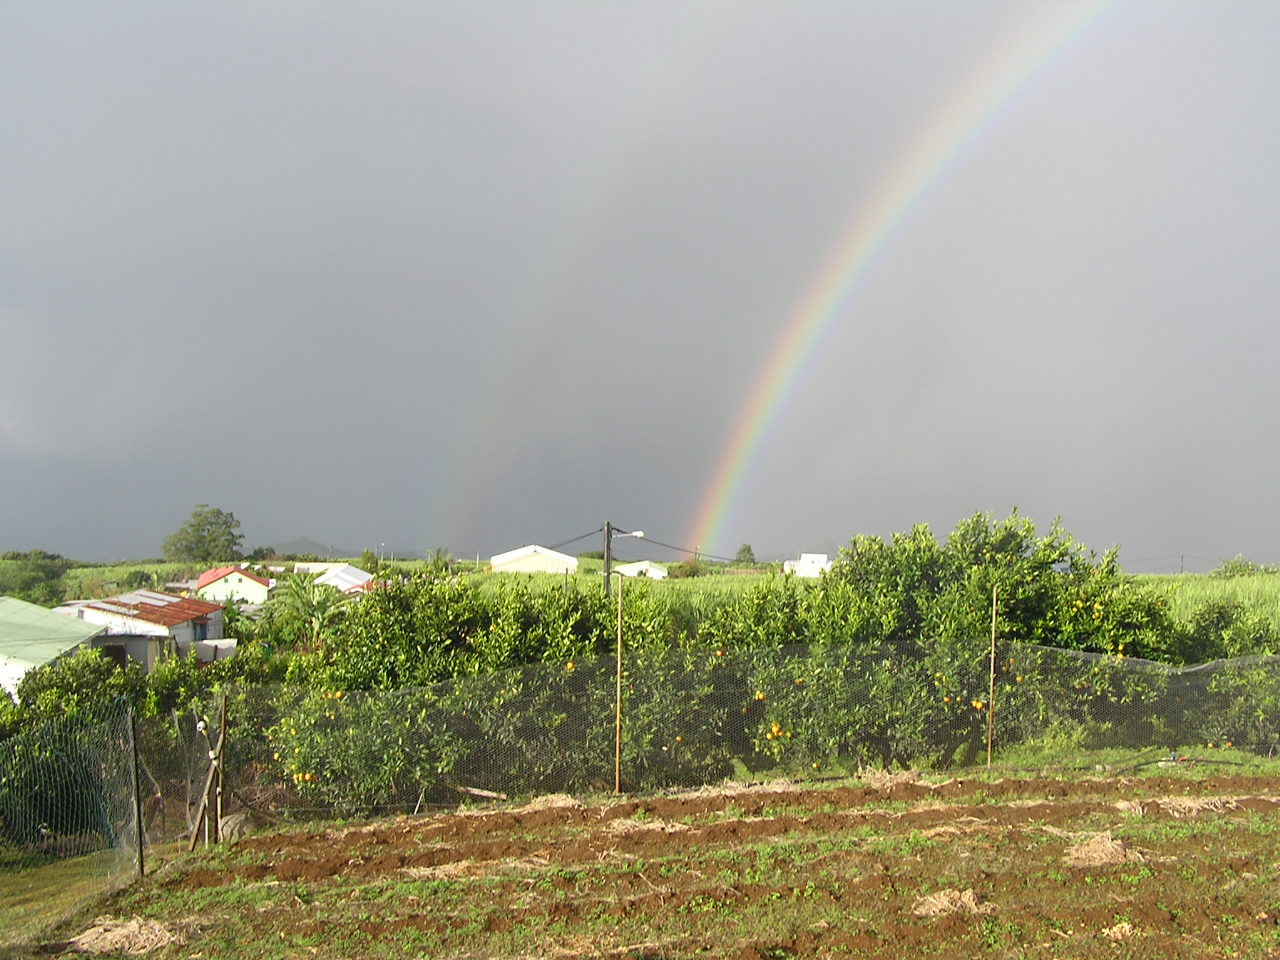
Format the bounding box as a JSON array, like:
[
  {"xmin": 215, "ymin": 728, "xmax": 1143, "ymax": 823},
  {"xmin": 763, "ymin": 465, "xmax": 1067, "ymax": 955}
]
[{"xmin": 266, "ymin": 572, "xmax": 351, "ymax": 650}]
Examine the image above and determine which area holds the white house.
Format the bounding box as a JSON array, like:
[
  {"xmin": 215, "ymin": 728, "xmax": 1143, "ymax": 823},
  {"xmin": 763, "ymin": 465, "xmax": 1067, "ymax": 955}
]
[
  {"xmin": 195, "ymin": 565, "xmax": 271, "ymax": 605},
  {"xmin": 614, "ymin": 560, "xmax": 668, "ymax": 580},
  {"xmin": 314, "ymin": 564, "xmax": 375, "ymax": 594},
  {"xmin": 490, "ymin": 545, "xmax": 579, "ymax": 575},
  {"xmin": 57, "ymin": 589, "xmax": 234, "ymax": 663},
  {"xmin": 0, "ymin": 597, "xmax": 108, "ymax": 695},
  {"xmin": 783, "ymin": 553, "xmax": 833, "ymax": 578}
]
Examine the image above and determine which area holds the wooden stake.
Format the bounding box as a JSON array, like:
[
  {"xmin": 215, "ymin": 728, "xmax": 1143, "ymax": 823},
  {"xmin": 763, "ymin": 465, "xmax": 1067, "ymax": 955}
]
[
  {"xmin": 128, "ymin": 709, "xmax": 145, "ymax": 879},
  {"xmin": 188, "ymin": 721, "xmax": 227, "ymax": 852},
  {"xmin": 987, "ymin": 584, "xmax": 998, "ymax": 768},
  {"xmin": 614, "ymin": 573, "xmax": 624, "ymax": 794}
]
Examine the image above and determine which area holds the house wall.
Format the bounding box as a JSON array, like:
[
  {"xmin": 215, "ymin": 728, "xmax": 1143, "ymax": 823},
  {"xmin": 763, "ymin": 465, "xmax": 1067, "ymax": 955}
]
[
  {"xmin": 197, "ymin": 573, "xmax": 269, "ymax": 605},
  {"xmin": 0, "ymin": 657, "xmax": 28, "ymax": 696},
  {"xmin": 88, "ymin": 634, "xmax": 166, "ymax": 672},
  {"xmin": 71, "ymin": 608, "xmax": 223, "ymax": 644},
  {"xmin": 75, "ymin": 608, "xmax": 170, "ymax": 637}
]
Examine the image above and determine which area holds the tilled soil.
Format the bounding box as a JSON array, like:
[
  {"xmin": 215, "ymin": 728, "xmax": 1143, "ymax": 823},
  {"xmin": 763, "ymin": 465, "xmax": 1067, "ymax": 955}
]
[{"xmin": 70, "ymin": 773, "xmax": 1280, "ymax": 958}]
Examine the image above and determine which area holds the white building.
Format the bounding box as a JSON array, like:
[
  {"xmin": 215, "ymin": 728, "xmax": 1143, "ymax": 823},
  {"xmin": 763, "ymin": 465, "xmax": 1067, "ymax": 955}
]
[
  {"xmin": 614, "ymin": 560, "xmax": 668, "ymax": 580},
  {"xmin": 783, "ymin": 553, "xmax": 833, "ymax": 578},
  {"xmin": 490, "ymin": 545, "xmax": 579, "ymax": 575},
  {"xmin": 314, "ymin": 564, "xmax": 375, "ymax": 594},
  {"xmin": 196, "ymin": 565, "xmax": 271, "ymax": 605}
]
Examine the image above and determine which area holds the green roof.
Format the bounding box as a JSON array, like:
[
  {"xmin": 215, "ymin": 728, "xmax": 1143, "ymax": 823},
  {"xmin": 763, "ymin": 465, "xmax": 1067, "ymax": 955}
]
[{"xmin": 0, "ymin": 596, "xmax": 106, "ymax": 669}]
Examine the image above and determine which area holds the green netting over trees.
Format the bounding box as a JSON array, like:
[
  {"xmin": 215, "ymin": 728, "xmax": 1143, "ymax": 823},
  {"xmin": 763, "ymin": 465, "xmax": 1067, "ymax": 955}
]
[{"xmin": 133, "ymin": 643, "xmax": 1280, "ymax": 828}]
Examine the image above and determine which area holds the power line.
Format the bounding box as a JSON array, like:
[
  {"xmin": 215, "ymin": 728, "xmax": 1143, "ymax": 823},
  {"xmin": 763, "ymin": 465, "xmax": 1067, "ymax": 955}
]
[
  {"xmin": 549, "ymin": 528, "xmax": 604, "ymax": 552},
  {"xmin": 634, "ymin": 535, "xmax": 739, "ymax": 564}
]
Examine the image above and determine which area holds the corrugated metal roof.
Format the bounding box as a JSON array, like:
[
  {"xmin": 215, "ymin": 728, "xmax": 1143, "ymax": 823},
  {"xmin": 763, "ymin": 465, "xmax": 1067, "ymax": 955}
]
[
  {"xmin": 77, "ymin": 591, "xmax": 223, "ymax": 628},
  {"xmin": 0, "ymin": 597, "xmax": 106, "ymax": 667},
  {"xmin": 314, "ymin": 564, "xmax": 374, "ymax": 593}
]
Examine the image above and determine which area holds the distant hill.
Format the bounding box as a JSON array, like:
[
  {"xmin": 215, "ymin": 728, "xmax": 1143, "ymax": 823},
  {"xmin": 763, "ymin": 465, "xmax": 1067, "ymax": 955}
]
[
  {"xmin": 259, "ymin": 537, "xmax": 356, "ymax": 559},
  {"xmin": 255, "ymin": 537, "xmax": 422, "ymax": 561}
]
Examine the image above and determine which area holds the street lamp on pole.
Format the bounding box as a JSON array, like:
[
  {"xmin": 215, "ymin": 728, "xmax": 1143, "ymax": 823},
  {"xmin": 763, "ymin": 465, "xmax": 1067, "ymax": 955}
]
[{"xmin": 603, "ymin": 522, "xmax": 644, "ymax": 597}]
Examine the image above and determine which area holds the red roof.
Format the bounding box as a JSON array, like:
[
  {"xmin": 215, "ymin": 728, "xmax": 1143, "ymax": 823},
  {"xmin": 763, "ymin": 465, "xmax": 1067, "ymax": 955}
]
[{"xmin": 197, "ymin": 566, "xmax": 270, "ymax": 590}]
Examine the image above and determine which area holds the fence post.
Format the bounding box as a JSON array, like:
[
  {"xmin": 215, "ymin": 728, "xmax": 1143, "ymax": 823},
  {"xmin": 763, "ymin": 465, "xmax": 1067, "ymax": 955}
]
[
  {"xmin": 987, "ymin": 584, "xmax": 998, "ymax": 767},
  {"xmin": 127, "ymin": 707, "xmax": 145, "ymax": 879},
  {"xmin": 614, "ymin": 573, "xmax": 624, "ymax": 794}
]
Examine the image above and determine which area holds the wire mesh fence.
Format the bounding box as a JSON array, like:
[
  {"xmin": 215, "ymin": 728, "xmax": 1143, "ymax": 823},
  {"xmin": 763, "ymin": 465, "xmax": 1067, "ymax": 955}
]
[
  {"xmin": 0, "ymin": 700, "xmax": 141, "ymax": 947},
  {"xmin": 148, "ymin": 641, "xmax": 1280, "ymax": 833},
  {"xmin": 3, "ymin": 640, "xmax": 1280, "ymax": 946}
]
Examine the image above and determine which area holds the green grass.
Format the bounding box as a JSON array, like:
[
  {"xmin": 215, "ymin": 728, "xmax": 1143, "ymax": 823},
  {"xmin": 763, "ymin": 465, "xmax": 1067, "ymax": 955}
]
[
  {"xmin": 0, "ymin": 850, "xmax": 131, "ymax": 948},
  {"xmin": 1137, "ymin": 572, "xmax": 1280, "ymax": 633},
  {"xmin": 60, "ymin": 563, "xmax": 203, "ymax": 600}
]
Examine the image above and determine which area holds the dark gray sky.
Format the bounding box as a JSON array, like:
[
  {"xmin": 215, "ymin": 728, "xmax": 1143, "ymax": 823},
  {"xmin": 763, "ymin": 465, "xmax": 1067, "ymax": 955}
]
[{"xmin": 3, "ymin": 1, "xmax": 1278, "ymax": 571}]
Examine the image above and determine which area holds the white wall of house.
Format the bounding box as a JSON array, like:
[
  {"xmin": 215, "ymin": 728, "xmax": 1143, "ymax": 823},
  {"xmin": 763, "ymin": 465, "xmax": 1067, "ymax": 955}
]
[
  {"xmin": 197, "ymin": 572, "xmax": 269, "ymax": 605},
  {"xmin": 0, "ymin": 657, "xmax": 27, "ymax": 696},
  {"xmin": 75, "ymin": 607, "xmax": 170, "ymax": 638},
  {"xmin": 70, "ymin": 607, "xmax": 224, "ymax": 645}
]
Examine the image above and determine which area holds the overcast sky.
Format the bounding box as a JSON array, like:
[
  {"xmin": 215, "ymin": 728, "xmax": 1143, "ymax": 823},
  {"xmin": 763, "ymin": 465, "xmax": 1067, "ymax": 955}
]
[{"xmin": 2, "ymin": 1, "xmax": 1278, "ymax": 571}]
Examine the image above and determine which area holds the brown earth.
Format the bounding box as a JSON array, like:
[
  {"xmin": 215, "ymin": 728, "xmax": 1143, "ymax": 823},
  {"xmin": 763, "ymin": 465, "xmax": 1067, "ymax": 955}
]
[{"xmin": 47, "ymin": 772, "xmax": 1280, "ymax": 958}]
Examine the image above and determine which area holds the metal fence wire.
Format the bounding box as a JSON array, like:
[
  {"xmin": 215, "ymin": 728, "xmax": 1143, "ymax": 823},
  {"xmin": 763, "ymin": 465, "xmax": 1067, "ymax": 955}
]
[
  {"xmin": 0, "ymin": 699, "xmax": 141, "ymax": 946},
  {"xmin": 143, "ymin": 641, "xmax": 1280, "ymax": 835},
  {"xmin": 3, "ymin": 641, "xmax": 1280, "ymax": 946}
]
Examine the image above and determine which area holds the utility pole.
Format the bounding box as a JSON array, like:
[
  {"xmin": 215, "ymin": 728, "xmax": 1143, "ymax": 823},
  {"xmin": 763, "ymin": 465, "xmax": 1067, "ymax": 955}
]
[
  {"xmin": 603, "ymin": 522, "xmax": 613, "ymax": 598},
  {"xmin": 604, "ymin": 523, "xmax": 644, "ymax": 597}
]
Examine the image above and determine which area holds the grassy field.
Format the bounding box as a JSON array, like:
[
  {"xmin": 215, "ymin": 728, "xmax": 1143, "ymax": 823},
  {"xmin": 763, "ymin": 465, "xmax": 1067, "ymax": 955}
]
[
  {"xmin": 10, "ymin": 754, "xmax": 1280, "ymax": 960},
  {"xmin": 1137, "ymin": 573, "xmax": 1280, "ymax": 634}
]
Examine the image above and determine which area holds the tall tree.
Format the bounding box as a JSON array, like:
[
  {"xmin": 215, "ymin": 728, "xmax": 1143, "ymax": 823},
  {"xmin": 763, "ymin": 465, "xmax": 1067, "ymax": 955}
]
[
  {"xmin": 161, "ymin": 505, "xmax": 245, "ymax": 563},
  {"xmin": 735, "ymin": 543, "xmax": 757, "ymax": 565}
]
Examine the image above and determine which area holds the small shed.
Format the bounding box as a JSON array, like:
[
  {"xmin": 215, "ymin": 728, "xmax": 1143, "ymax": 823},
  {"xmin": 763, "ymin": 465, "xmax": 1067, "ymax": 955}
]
[
  {"xmin": 0, "ymin": 597, "xmax": 108, "ymax": 695},
  {"xmin": 614, "ymin": 560, "xmax": 668, "ymax": 580},
  {"xmin": 490, "ymin": 545, "xmax": 579, "ymax": 575}
]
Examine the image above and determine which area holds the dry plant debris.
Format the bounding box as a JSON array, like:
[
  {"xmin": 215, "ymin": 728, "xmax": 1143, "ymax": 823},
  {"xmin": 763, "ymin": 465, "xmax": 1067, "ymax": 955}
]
[
  {"xmin": 66, "ymin": 917, "xmax": 185, "ymax": 955},
  {"xmin": 1063, "ymin": 831, "xmax": 1146, "ymax": 867},
  {"xmin": 911, "ymin": 887, "xmax": 994, "ymax": 917}
]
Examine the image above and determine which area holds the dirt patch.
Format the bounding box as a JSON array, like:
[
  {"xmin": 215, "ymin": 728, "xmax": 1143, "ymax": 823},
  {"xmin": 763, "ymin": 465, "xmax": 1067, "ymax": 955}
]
[{"xmin": 80, "ymin": 772, "xmax": 1280, "ymax": 960}]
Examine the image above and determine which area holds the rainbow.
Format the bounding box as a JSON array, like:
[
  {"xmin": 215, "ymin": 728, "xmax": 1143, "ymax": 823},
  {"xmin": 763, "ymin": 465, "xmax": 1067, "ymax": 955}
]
[{"xmin": 687, "ymin": 0, "xmax": 1113, "ymax": 556}]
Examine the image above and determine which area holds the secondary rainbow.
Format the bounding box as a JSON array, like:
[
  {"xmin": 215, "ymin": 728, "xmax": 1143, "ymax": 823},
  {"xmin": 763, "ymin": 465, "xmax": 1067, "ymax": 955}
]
[
  {"xmin": 687, "ymin": 0, "xmax": 1113, "ymax": 556},
  {"xmin": 427, "ymin": 5, "xmax": 736, "ymax": 552}
]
